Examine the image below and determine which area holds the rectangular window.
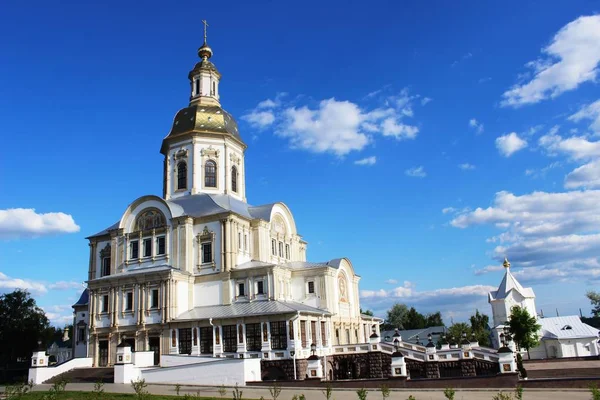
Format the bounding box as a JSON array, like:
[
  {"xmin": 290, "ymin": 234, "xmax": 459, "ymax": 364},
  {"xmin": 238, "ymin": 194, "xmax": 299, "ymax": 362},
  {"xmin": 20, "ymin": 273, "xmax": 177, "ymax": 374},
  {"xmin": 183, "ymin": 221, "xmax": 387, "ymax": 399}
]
[
  {"xmin": 300, "ymin": 321, "xmax": 307, "ymax": 348},
  {"xmin": 101, "ymin": 257, "xmax": 110, "ymax": 277},
  {"xmin": 257, "ymin": 280, "xmax": 264, "ymax": 295},
  {"xmin": 270, "ymin": 321, "xmax": 287, "ymax": 350},
  {"xmin": 150, "ymin": 289, "xmax": 159, "ymax": 309},
  {"xmin": 202, "ymin": 242, "xmax": 212, "ymax": 264},
  {"xmin": 222, "ymin": 325, "xmax": 237, "ymax": 353},
  {"xmin": 311, "ymin": 321, "xmax": 317, "ymax": 347},
  {"xmin": 271, "ymin": 239, "xmax": 276, "ymax": 256},
  {"xmin": 285, "ymin": 244, "xmax": 289, "ymax": 259},
  {"xmin": 238, "ymin": 283, "xmax": 245, "ymax": 297},
  {"xmin": 245, "ymin": 323, "xmax": 262, "ymax": 352},
  {"xmin": 244, "ymin": 234, "xmax": 247, "ymax": 251},
  {"xmin": 238, "ymin": 232, "xmax": 242, "ymax": 249},
  {"xmin": 307, "ymin": 281, "xmax": 315, "ymax": 294},
  {"xmin": 278, "ymin": 241, "xmax": 283, "ymax": 257},
  {"xmin": 156, "ymin": 236, "xmax": 166, "ymax": 255},
  {"xmin": 143, "ymin": 238, "xmax": 152, "ymax": 257},
  {"xmin": 78, "ymin": 327, "xmax": 85, "ymax": 343},
  {"xmin": 200, "ymin": 327, "xmax": 213, "ymax": 354},
  {"xmin": 346, "ymin": 329, "xmax": 350, "ymax": 344},
  {"xmin": 125, "ymin": 292, "xmax": 133, "ymax": 311},
  {"xmin": 101, "ymin": 294, "xmax": 109, "ymax": 313},
  {"xmin": 130, "ymin": 241, "xmax": 139, "ymax": 259},
  {"xmin": 321, "ymin": 321, "xmax": 327, "ymax": 346}
]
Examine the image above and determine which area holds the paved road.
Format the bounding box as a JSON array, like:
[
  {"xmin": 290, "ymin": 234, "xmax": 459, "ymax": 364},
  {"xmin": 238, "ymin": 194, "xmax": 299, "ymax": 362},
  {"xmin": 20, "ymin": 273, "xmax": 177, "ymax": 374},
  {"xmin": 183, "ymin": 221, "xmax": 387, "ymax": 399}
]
[{"xmin": 22, "ymin": 383, "xmax": 592, "ymax": 400}]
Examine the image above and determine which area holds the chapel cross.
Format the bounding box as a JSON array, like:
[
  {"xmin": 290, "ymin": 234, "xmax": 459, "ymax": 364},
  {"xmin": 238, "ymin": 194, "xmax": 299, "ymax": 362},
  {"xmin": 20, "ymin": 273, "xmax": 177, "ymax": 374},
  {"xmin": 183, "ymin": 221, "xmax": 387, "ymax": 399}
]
[{"xmin": 202, "ymin": 20, "xmax": 209, "ymax": 43}]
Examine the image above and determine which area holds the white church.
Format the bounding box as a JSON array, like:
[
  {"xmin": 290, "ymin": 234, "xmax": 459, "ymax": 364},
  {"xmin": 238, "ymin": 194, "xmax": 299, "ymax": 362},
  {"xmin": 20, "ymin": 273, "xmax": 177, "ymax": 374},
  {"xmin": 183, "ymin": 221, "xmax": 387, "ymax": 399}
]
[
  {"xmin": 489, "ymin": 258, "xmax": 599, "ymax": 359},
  {"xmin": 74, "ymin": 31, "xmax": 381, "ymax": 370}
]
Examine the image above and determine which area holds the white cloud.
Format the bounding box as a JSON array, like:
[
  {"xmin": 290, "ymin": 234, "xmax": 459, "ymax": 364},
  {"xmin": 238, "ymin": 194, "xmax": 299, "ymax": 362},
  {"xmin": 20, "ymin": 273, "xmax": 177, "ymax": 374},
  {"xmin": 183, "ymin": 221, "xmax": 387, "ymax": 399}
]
[
  {"xmin": 354, "ymin": 156, "xmax": 377, "ymax": 166},
  {"xmin": 569, "ymin": 99, "xmax": 600, "ymax": 134},
  {"xmin": 565, "ymin": 160, "xmax": 600, "ymax": 188},
  {"xmin": 450, "ymin": 189, "xmax": 600, "ymax": 282},
  {"xmin": 501, "ymin": 15, "xmax": 600, "ymax": 107},
  {"xmin": 478, "ymin": 77, "xmax": 492, "ymax": 84},
  {"xmin": 473, "ymin": 265, "xmax": 505, "ymax": 276},
  {"xmin": 244, "ymin": 88, "xmax": 422, "ymax": 157},
  {"xmin": 241, "ymin": 110, "xmax": 275, "ymax": 129},
  {"xmin": 442, "ymin": 207, "xmax": 457, "ymax": 214},
  {"xmin": 0, "ymin": 208, "xmax": 79, "ymax": 239},
  {"xmin": 0, "ymin": 272, "xmax": 48, "ymax": 294},
  {"xmin": 469, "ymin": 118, "xmax": 484, "ymax": 134},
  {"xmin": 421, "ymin": 97, "xmax": 432, "ymax": 106},
  {"xmin": 495, "ymin": 132, "xmax": 527, "ymax": 157},
  {"xmin": 539, "ymin": 131, "xmax": 600, "ymax": 160},
  {"xmin": 385, "ymin": 279, "xmax": 398, "ymax": 285},
  {"xmin": 48, "ymin": 281, "xmax": 84, "ymax": 291},
  {"xmin": 458, "ymin": 163, "xmax": 476, "ymax": 170},
  {"xmin": 405, "ymin": 166, "xmax": 426, "ymax": 178},
  {"xmin": 381, "ymin": 118, "xmax": 419, "ymax": 139},
  {"xmin": 360, "ymin": 281, "xmax": 494, "ymax": 320}
]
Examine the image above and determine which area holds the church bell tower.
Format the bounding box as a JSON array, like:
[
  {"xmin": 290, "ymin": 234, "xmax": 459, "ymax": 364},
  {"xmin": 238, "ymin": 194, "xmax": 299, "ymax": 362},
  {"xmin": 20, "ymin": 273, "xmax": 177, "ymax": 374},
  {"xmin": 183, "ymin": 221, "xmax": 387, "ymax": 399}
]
[{"xmin": 160, "ymin": 22, "xmax": 247, "ymax": 202}]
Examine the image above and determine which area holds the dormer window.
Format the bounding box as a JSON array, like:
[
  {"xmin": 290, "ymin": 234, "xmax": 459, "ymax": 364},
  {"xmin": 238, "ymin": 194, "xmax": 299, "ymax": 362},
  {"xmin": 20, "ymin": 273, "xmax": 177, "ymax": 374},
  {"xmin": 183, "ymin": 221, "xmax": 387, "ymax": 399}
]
[
  {"xmin": 231, "ymin": 166, "xmax": 238, "ymax": 192},
  {"xmin": 177, "ymin": 162, "xmax": 187, "ymax": 190},
  {"xmin": 205, "ymin": 160, "xmax": 217, "ymax": 188},
  {"xmin": 561, "ymin": 325, "xmax": 572, "ymax": 330},
  {"xmin": 238, "ymin": 282, "xmax": 245, "ymax": 297},
  {"xmin": 257, "ymin": 280, "xmax": 264, "ymax": 295}
]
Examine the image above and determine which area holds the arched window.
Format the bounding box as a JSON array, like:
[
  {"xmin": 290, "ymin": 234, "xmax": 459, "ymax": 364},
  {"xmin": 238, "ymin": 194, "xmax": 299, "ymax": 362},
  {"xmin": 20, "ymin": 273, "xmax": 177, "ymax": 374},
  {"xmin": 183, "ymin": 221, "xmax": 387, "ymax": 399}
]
[
  {"xmin": 205, "ymin": 160, "xmax": 217, "ymax": 188},
  {"xmin": 231, "ymin": 166, "xmax": 238, "ymax": 192},
  {"xmin": 177, "ymin": 162, "xmax": 187, "ymax": 190},
  {"xmin": 195, "ymin": 80, "xmax": 200, "ymax": 95}
]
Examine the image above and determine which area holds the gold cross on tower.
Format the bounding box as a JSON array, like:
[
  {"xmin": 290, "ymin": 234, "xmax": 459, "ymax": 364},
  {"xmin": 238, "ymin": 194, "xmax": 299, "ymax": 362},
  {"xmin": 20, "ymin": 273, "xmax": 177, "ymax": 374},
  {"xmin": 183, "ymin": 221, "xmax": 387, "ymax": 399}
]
[{"xmin": 202, "ymin": 19, "xmax": 209, "ymax": 43}]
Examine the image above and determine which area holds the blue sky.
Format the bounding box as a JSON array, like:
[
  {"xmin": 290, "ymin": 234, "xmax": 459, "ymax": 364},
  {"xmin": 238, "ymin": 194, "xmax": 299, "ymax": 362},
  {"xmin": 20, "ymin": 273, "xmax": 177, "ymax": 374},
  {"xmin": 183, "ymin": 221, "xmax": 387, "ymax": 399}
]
[{"xmin": 1, "ymin": 1, "xmax": 600, "ymax": 326}]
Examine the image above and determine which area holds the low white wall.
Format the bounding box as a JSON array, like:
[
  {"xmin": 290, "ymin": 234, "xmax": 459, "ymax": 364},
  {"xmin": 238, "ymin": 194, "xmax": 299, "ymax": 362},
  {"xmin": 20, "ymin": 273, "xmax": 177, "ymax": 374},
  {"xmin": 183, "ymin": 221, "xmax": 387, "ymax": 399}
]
[
  {"xmin": 132, "ymin": 351, "xmax": 155, "ymax": 368},
  {"xmin": 160, "ymin": 354, "xmax": 217, "ymax": 367},
  {"xmin": 28, "ymin": 358, "xmax": 93, "ymax": 384},
  {"xmin": 115, "ymin": 364, "xmax": 141, "ymax": 384},
  {"xmin": 141, "ymin": 358, "xmax": 261, "ymax": 385}
]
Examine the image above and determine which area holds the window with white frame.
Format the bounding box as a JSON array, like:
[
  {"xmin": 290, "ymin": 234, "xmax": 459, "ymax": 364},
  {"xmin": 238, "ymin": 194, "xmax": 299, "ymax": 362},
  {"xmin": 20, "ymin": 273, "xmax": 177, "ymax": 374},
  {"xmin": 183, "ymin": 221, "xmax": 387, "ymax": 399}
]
[
  {"xmin": 125, "ymin": 291, "xmax": 133, "ymax": 311},
  {"xmin": 101, "ymin": 257, "xmax": 110, "ymax": 277},
  {"xmin": 156, "ymin": 236, "xmax": 166, "ymax": 255},
  {"xmin": 256, "ymin": 280, "xmax": 265, "ymax": 295},
  {"xmin": 202, "ymin": 243, "xmax": 212, "ymax": 264},
  {"xmin": 150, "ymin": 288, "xmax": 159, "ymax": 309},
  {"xmin": 130, "ymin": 240, "xmax": 139, "ymax": 259},
  {"xmin": 271, "ymin": 239, "xmax": 276, "ymax": 256},
  {"xmin": 238, "ymin": 232, "xmax": 242, "ymax": 249},
  {"xmin": 244, "ymin": 234, "xmax": 247, "ymax": 251},
  {"xmin": 237, "ymin": 282, "xmax": 246, "ymax": 297},
  {"xmin": 197, "ymin": 226, "xmax": 215, "ymax": 268},
  {"xmin": 278, "ymin": 241, "xmax": 283, "ymax": 257},
  {"xmin": 101, "ymin": 294, "xmax": 109, "ymax": 313},
  {"xmin": 307, "ymin": 281, "xmax": 315, "ymax": 295},
  {"xmin": 285, "ymin": 244, "xmax": 290, "ymax": 259},
  {"xmin": 143, "ymin": 238, "xmax": 152, "ymax": 257}
]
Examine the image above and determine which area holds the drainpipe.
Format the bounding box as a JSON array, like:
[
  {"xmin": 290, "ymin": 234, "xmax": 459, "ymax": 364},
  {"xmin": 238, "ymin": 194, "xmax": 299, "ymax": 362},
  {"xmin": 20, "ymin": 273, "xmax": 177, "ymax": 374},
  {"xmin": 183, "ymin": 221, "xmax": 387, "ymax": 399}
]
[{"xmin": 289, "ymin": 312, "xmax": 300, "ymax": 380}]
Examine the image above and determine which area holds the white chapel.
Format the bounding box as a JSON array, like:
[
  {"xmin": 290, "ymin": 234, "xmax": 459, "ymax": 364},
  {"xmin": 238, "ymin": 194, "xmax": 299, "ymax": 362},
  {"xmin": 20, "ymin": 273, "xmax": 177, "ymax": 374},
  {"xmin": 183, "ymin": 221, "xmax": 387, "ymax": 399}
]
[
  {"xmin": 488, "ymin": 258, "xmax": 599, "ymax": 359},
  {"xmin": 75, "ymin": 31, "xmax": 380, "ymax": 370}
]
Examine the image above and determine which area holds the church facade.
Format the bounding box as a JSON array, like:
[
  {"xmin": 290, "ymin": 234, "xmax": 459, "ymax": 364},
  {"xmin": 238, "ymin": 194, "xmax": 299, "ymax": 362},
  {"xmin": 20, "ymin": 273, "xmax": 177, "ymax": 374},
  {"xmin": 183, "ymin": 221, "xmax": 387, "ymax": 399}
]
[
  {"xmin": 80, "ymin": 36, "xmax": 380, "ymax": 369},
  {"xmin": 488, "ymin": 259, "xmax": 599, "ymax": 359}
]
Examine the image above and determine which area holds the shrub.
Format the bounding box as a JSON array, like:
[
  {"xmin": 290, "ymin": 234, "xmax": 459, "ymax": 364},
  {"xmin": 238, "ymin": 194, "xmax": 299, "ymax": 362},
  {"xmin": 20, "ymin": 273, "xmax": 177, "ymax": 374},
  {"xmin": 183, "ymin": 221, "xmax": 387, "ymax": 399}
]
[
  {"xmin": 407, "ymin": 396, "xmax": 416, "ymax": 400},
  {"xmin": 356, "ymin": 388, "xmax": 368, "ymax": 400},
  {"xmin": 514, "ymin": 385, "xmax": 523, "ymax": 400},
  {"xmin": 268, "ymin": 382, "xmax": 282, "ymax": 400},
  {"xmin": 232, "ymin": 383, "xmax": 243, "ymax": 400},
  {"xmin": 379, "ymin": 384, "xmax": 390, "ymax": 400},
  {"xmin": 175, "ymin": 384, "xmax": 182, "ymax": 396},
  {"xmin": 218, "ymin": 384, "xmax": 227, "ymax": 399},
  {"xmin": 492, "ymin": 391, "xmax": 513, "ymax": 400},
  {"xmin": 93, "ymin": 381, "xmax": 105, "ymax": 399},
  {"xmin": 443, "ymin": 387, "xmax": 455, "ymax": 400},
  {"xmin": 131, "ymin": 378, "xmax": 149, "ymax": 400},
  {"xmin": 590, "ymin": 384, "xmax": 600, "ymax": 400},
  {"xmin": 323, "ymin": 383, "xmax": 334, "ymax": 400}
]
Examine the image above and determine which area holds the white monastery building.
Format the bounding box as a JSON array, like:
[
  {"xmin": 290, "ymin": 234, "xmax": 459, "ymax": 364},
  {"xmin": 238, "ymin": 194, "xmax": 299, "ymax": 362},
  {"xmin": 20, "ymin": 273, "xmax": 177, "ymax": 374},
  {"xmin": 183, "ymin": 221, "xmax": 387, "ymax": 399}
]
[
  {"xmin": 489, "ymin": 258, "xmax": 599, "ymax": 359},
  {"xmin": 76, "ymin": 33, "xmax": 380, "ymax": 368}
]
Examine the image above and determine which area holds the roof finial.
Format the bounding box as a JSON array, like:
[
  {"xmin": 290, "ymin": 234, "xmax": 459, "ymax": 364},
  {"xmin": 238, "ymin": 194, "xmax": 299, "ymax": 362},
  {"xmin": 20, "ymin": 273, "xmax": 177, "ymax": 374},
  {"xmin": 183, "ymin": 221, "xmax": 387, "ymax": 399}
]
[
  {"xmin": 197, "ymin": 20, "xmax": 213, "ymax": 60},
  {"xmin": 503, "ymin": 257, "xmax": 511, "ymax": 269},
  {"xmin": 202, "ymin": 19, "xmax": 209, "ymax": 45}
]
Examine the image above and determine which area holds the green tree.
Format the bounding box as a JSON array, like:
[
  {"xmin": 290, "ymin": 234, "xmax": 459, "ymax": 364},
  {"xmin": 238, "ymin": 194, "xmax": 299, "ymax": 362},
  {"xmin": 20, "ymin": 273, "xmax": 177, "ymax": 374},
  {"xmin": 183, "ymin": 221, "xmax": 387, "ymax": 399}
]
[
  {"xmin": 383, "ymin": 303, "xmax": 408, "ymax": 330},
  {"xmin": 469, "ymin": 310, "xmax": 491, "ymax": 347},
  {"xmin": 508, "ymin": 306, "xmax": 541, "ymax": 359},
  {"xmin": 403, "ymin": 307, "xmax": 426, "ymax": 330},
  {"xmin": 446, "ymin": 323, "xmax": 471, "ymax": 344},
  {"xmin": 0, "ymin": 290, "xmax": 50, "ymax": 369},
  {"xmin": 425, "ymin": 312, "xmax": 444, "ymax": 327},
  {"xmin": 360, "ymin": 308, "xmax": 374, "ymax": 317},
  {"xmin": 587, "ymin": 290, "xmax": 600, "ymax": 317}
]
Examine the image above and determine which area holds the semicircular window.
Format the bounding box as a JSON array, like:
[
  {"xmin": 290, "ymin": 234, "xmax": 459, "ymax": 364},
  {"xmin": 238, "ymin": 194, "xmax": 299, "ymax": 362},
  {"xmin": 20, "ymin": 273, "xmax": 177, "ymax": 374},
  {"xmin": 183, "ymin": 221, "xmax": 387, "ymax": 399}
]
[{"xmin": 136, "ymin": 209, "xmax": 166, "ymax": 231}]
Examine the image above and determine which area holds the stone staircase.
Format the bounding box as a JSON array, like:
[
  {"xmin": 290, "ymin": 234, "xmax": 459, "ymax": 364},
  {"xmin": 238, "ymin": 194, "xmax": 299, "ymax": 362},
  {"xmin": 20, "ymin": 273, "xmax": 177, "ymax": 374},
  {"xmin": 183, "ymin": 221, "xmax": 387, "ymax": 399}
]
[{"xmin": 45, "ymin": 367, "xmax": 114, "ymax": 384}]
